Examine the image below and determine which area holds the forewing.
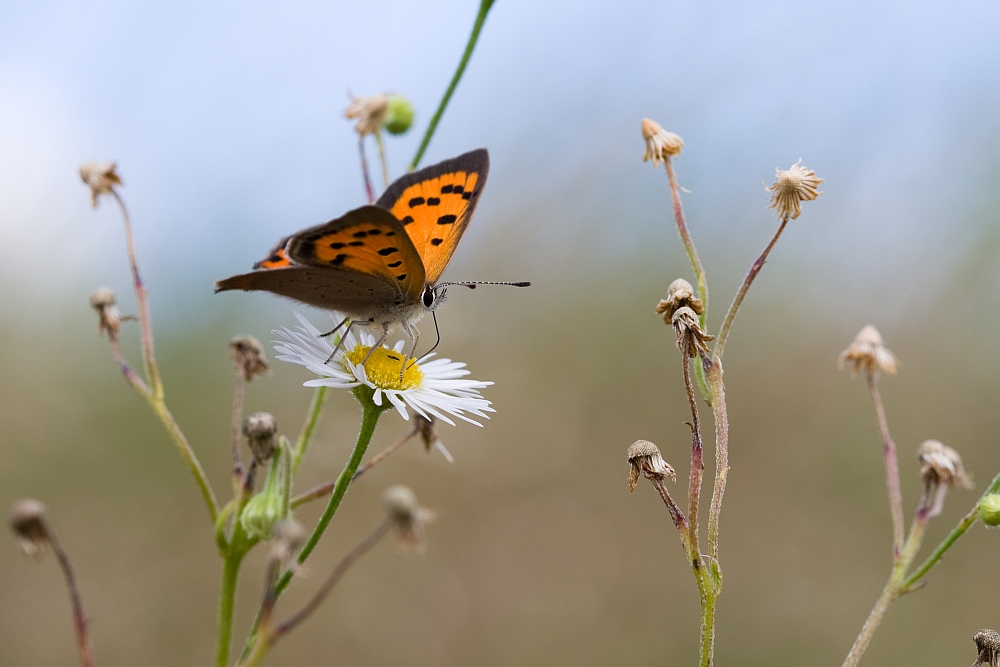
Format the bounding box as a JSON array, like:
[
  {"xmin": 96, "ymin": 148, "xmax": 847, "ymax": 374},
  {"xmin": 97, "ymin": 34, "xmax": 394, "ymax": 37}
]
[
  {"xmin": 286, "ymin": 206, "xmax": 424, "ymax": 300},
  {"xmin": 214, "ymin": 266, "xmax": 398, "ymax": 313},
  {"xmin": 253, "ymin": 235, "xmax": 294, "ymax": 269},
  {"xmin": 376, "ymin": 148, "xmax": 489, "ymax": 283}
]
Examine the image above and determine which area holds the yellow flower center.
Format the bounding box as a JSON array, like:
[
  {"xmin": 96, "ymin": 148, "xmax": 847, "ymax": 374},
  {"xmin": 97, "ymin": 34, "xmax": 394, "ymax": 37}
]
[{"xmin": 345, "ymin": 344, "xmax": 423, "ymax": 391}]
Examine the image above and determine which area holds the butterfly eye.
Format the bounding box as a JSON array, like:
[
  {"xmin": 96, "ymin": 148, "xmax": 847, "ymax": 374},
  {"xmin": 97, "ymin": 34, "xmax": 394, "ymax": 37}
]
[{"xmin": 422, "ymin": 286, "xmax": 435, "ymax": 308}]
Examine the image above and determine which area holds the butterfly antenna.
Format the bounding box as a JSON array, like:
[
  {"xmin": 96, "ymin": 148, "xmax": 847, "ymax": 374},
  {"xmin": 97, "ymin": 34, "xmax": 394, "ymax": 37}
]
[
  {"xmin": 436, "ymin": 281, "xmax": 531, "ymax": 289},
  {"xmin": 417, "ymin": 311, "xmax": 443, "ymax": 363}
]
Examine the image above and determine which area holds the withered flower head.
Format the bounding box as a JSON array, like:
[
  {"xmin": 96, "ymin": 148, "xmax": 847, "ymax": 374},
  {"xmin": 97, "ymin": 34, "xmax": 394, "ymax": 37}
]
[
  {"xmin": 838, "ymin": 325, "xmax": 898, "ymax": 376},
  {"xmin": 243, "ymin": 412, "xmax": 278, "ymax": 464},
  {"xmin": 764, "ymin": 159, "xmax": 823, "ymax": 220},
  {"xmin": 8, "ymin": 499, "xmax": 49, "ymax": 558},
  {"xmin": 89, "ymin": 287, "xmax": 122, "ymax": 338},
  {"xmin": 672, "ymin": 306, "xmax": 715, "ymax": 358},
  {"xmin": 626, "ymin": 440, "xmax": 676, "ymax": 493},
  {"xmin": 973, "ymin": 629, "xmax": 1000, "ymax": 667},
  {"xmin": 414, "ymin": 414, "xmax": 440, "ymax": 454},
  {"xmin": 381, "ymin": 485, "xmax": 436, "ymax": 552},
  {"xmin": 918, "ymin": 439, "xmax": 973, "ymax": 489},
  {"xmin": 79, "ymin": 161, "xmax": 122, "ymax": 208},
  {"xmin": 345, "ymin": 93, "xmax": 389, "ymax": 136},
  {"xmin": 641, "ymin": 118, "xmax": 684, "ymax": 168},
  {"xmin": 269, "ymin": 519, "xmax": 306, "ymax": 570},
  {"xmin": 230, "ymin": 335, "xmax": 269, "ymax": 382},
  {"xmin": 656, "ymin": 278, "xmax": 704, "ymax": 323}
]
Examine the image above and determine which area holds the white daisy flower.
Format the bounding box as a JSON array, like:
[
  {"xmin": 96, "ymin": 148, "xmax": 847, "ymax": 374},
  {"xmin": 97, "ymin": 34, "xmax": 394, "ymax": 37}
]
[{"xmin": 273, "ymin": 312, "xmax": 495, "ymax": 428}]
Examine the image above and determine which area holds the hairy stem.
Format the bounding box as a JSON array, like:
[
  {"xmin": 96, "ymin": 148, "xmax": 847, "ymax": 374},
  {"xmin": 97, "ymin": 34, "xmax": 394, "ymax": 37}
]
[
  {"xmin": 231, "ymin": 370, "xmax": 246, "ymax": 494},
  {"xmin": 151, "ymin": 399, "xmax": 219, "ymax": 521},
  {"xmin": 705, "ymin": 356, "xmax": 729, "ymax": 565},
  {"xmin": 714, "ymin": 217, "xmax": 789, "ymax": 360},
  {"xmin": 681, "ymin": 356, "xmax": 705, "ymax": 545},
  {"xmin": 841, "ymin": 577, "xmax": 898, "ymax": 667},
  {"xmin": 409, "ymin": 0, "xmax": 495, "ymax": 170},
  {"xmin": 48, "ymin": 531, "xmax": 95, "ymax": 667},
  {"xmin": 216, "ymin": 548, "xmax": 247, "ymax": 667},
  {"xmin": 867, "ymin": 373, "xmax": 905, "ymax": 558}
]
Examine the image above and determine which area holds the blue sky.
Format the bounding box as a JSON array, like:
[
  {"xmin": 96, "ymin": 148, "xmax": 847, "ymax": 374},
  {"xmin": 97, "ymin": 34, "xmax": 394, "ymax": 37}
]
[{"xmin": 2, "ymin": 0, "xmax": 999, "ymax": 324}]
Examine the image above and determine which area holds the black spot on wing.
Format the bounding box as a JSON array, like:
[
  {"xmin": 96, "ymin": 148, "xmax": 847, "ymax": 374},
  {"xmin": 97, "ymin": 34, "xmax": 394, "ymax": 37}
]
[
  {"xmin": 378, "ymin": 247, "xmax": 398, "ymax": 256},
  {"xmin": 331, "ymin": 254, "xmax": 347, "ymax": 266},
  {"xmin": 297, "ymin": 241, "xmax": 316, "ymax": 258},
  {"xmin": 462, "ymin": 192, "xmax": 472, "ymax": 200},
  {"xmin": 396, "ymin": 274, "xmax": 407, "ymax": 281},
  {"xmin": 431, "ymin": 238, "xmax": 443, "ymax": 246},
  {"xmin": 408, "ymin": 197, "xmax": 425, "ymax": 207},
  {"xmin": 349, "ymin": 241, "xmax": 364, "ymax": 247},
  {"xmin": 352, "ymin": 230, "xmax": 368, "ymax": 238},
  {"xmin": 367, "ymin": 229, "xmax": 382, "ymax": 235},
  {"xmin": 453, "ymin": 185, "xmax": 464, "ymax": 194},
  {"xmin": 400, "ymin": 216, "xmax": 414, "ymax": 225},
  {"xmin": 440, "ymin": 184, "xmax": 453, "ymax": 193},
  {"xmin": 437, "ymin": 214, "xmax": 457, "ymax": 225},
  {"xmin": 329, "ymin": 242, "xmax": 345, "ymax": 249},
  {"xmin": 387, "ymin": 260, "xmax": 402, "ymax": 268},
  {"xmin": 427, "ymin": 197, "xmax": 441, "ymax": 206},
  {"xmin": 386, "ymin": 231, "xmax": 397, "ymax": 236}
]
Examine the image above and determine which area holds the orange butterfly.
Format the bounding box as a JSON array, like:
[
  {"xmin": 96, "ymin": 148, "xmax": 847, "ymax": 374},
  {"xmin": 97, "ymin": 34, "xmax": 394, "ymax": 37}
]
[{"xmin": 215, "ymin": 149, "xmax": 528, "ymax": 370}]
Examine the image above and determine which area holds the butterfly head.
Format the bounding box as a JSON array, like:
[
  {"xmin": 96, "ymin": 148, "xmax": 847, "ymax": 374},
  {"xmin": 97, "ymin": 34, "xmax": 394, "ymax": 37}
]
[{"xmin": 422, "ymin": 284, "xmax": 448, "ymax": 312}]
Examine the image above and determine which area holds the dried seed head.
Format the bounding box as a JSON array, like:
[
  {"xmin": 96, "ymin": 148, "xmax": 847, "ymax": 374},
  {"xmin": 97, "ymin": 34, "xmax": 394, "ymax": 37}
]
[
  {"xmin": 764, "ymin": 159, "xmax": 823, "ymax": 220},
  {"xmin": 414, "ymin": 414, "xmax": 440, "ymax": 454},
  {"xmin": 626, "ymin": 440, "xmax": 677, "ymax": 493},
  {"xmin": 381, "ymin": 485, "xmax": 436, "ymax": 552},
  {"xmin": 8, "ymin": 499, "xmax": 49, "ymax": 558},
  {"xmin": 230, "ymin": 335, "xmax": 269, "ymax": 382},
  {"xmin": 978, "ymin": 494, "xmax": 1000, "ymax": 527},
  {"xmin": 243, "ymin": 412, "xmax": 278, "ymax": 464},
  {"xmin": 973, "ymin": 629, "xmax": 1000, "ymax": 667},
  {"xmin": 918, "ymin": 440, "xmax": 973, "ymax": 489},
  {"xmin": 672, "ymin": 306, "xmax": 715, "ymax": 358},
  {"xmin": 79, "ymin": 161, "xmax": 122, "ymax": 208},
  {"xmin": 656, "ymin": 278, "xmax": 705, "ymax": 323},
  {"xmin": 345, "ymin": 93, "xmax": 389, "ymax": 136},
  {"xmin": 269, "ymin": 519, "xmax": 306, "ymax": 570},
  {"xmin": 89, "ymin": 287, "xmax": 122, "ymax": 338},
  {"xmin": 838, "ymin": 325, "xmax": 898, "ymax": 376},
  {"xmin": 641, "ymin": 118, "xmax": 684, "ymax": 168}
]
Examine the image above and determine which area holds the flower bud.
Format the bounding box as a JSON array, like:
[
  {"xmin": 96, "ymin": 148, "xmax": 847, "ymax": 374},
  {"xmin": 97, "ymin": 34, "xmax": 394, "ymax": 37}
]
[
  {"xmin": 79, "ymin": 161, "xmax": 121, "ymax": 208},
  {"xmin": 243, "ymin": 412, "xmax": 277, "ymax": 464},
  {"xmin": 8, "ymin": 498, "xmax": 50, "ymax": 558},
  {"xmin": 382, "ymin": 485, "xmax": 435, "ymax": 552},
  {"xmin": 641, "ymin": 118, "xmax": 684, "ymax": 168},
  {"xmin": 241, "ymin": 445, "xmax": 289, "ymax": 540},
  {"xmin": 384, "ymin": 95, "xmax": 414, "ymax": 135},
  {"xmin": 838, "ymin": 325, "xmax": 898, "ymax": 376},
  {"xmin": 656, "ymin": 278, "xmax": 704, "ymax": 323},
  {"xmin": 230, "ymin": 335, "xmax": 269, "ymax": 382},
  {"xmin": 89, "ymin": 287, "xmax": 122, "ymax": 338},
  {"xmin": 979, "ymin": 495, "xmax": 1000, "ymax": 527}
]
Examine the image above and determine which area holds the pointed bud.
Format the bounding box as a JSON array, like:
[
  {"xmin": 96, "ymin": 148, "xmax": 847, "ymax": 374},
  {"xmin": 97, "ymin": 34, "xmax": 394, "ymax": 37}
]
[
  {"xmin": 241, "ymin": 445, "xmax": 290, "ymax": 540},
  {"xmin": 243, "ymin": 412, "xmax": 278, "ymax": 464}
]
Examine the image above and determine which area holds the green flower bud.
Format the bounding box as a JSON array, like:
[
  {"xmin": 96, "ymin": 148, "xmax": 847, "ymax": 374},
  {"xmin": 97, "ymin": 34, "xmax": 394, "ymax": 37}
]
[
  {"xmin": 978, "ymin": 494, "xmax": 1000, "ymax": 527},
  {"xmin": 384, "ymin": 95, "xmax": 414, "ymax": 135},
  {"xmin": 240, "ymin": 444, "xmax": 290, "ymax": 540}
]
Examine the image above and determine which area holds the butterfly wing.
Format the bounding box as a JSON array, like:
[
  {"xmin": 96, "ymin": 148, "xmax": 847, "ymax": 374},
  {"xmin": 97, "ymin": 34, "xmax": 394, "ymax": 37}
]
[
  {"xmin": 376, "ymin": 148, "xmax": 489, "ymax": 284},
  {"xmin": 215, "ymin": 265, "xmax": 398, "ymax": 313},
  {"xmin": 286, "ymin": 205, "xmax": 425, "ymax": 302}
]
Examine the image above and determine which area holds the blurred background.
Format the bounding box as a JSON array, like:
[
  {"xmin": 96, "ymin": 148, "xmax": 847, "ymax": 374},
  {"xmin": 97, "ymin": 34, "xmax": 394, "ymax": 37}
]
[{"xmin": 2, "ymin": 0, "xmax": 1000, "ymax": 664}]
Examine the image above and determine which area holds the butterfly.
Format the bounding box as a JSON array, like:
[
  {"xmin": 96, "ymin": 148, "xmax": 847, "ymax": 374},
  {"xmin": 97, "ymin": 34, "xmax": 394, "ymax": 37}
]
[{"xmin": 215, "ymin": 148, "xmax": 528, "ymax": 373}]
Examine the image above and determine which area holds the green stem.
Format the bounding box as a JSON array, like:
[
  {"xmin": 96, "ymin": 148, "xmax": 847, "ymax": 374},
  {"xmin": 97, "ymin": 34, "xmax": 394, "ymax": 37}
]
[
  {"xmin": 216, "ymin": 548, "xmax": 247, "ymax": 667},
  {"xmin": 714, "ymin": 217, "xmax": 788, "ymax": 360},
  {"xmin": 698, "ymin": 584, "xmax": 717, "ymax": 667},
  {"xmin": 904, "ymin": 469, "xmax": 1000, "ymax": 589},
  {"xmin": 275, "ymin": 395, "xmax": 385, "ymax": 598},
  {"xmin": 841, "ymin": 576, "xmax": 899, "ymax": 667},
  {"xmin": 705, "ymin": 357, "xmax": 729, "ymax": 565},
  {"xmin": 409, "ymin": 0, "xmax": 495, "ymax": 171},
  {"xmin": 292, "ymin": 387, "xmax": 328, "ymax": 476},
  {"xmin": 150, "ymin": 398, "xmax": 219, "ymax": 521}
]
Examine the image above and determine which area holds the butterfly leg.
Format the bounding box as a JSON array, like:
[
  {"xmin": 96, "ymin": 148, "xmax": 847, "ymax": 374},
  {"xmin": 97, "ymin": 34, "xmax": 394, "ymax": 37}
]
[
  {"xmin": 319, "ymin": 315, "xmax": 351, "ymax": 338},
  {"xmin": 399, "ymin": 320, "xmax": 419, "ymax": 381},
  {"xmin": 359, "ymin": 322, "xmax": 390, "ymax": 368},
  {"xmin": 324, "ymin": 320, "xmax": 356, "ymax": 365}
]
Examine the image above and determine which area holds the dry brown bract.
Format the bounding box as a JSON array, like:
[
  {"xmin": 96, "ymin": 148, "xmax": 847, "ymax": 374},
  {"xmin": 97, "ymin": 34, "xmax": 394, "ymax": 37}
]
[
  {"xmin": 345, "ymin": 94, "xmax": 389, "ymax": 136},
  {"xmin": 8, "ymin": 499, "xmax": 49, "ymax": 559},
  {"xmin": 382, "ymin": 485, "xmax": 435, "ymax": 552},
  {"xmin": 79, "ymin": 161, "xmax": 121, "ymax": 207},
  {"xmin": 918, "ymin": 440, "xmax": 973, "ymax": 490},
  {"xmin": 627, "ymin": 440, "xmax": 676, "ymax": 493},
  {"xmin": 764, "ymin": 159, "xmax": 823, "ymax": 220},
  {"xmin": 641, "ymin": 118, "xmax": 684, "ymax": 168},
  {"xmin": 656, "ymin": 278, "xmax": 705, "ymax": 323},
  {"xmin": 243, "ymin": 412, "xmax": 278, "ymax": 464},
  {"xmin": 838, "ymin": 325, "xmax": 898, "ymax": 376},
  {"xmin": 230, "ymin": 335, "xmax": 269, "ymax": 382},
  {"xmin": 672, "ymin": 306, "xmax": 715, "ymax": 359},
  {"xmin": 89, "ymin": 287, "xmax": 122, "ymax": 338},
  {"xmin": 973, "ymin": 629, "xmax": 1000, "ymax": 667},
  {"xmin": 414, "ymin": 414, "xmax": 440, "ymax": 454}
]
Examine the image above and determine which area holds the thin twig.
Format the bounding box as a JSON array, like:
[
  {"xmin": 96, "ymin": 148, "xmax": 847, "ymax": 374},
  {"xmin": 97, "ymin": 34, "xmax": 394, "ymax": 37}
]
[
  {"xmin": 231, "ymin": 370, "xmax": 246, "ymax": 489},
  {"xmin": 665, "ymin": 158, "xmax": 708, "ymax": 320},
  {"xmin": 714, "ymin": 217, "xmax": 789, "ymax": 360},
  {"xmin": 373, "ymin": 131, "xmax": 390, "ymax": 190},
  {"xmin": 867, "ymin": 373, "xmax": 905, "ymax": 558},
  {"xmin": 705, "ymin": 356, "xmax": 729, "ymax": 565},
  {"xmin": 48, "ymin": 531, "xmax": 95, "ymax": 667},
  {"xmin": 681, "ymin": 356, "xmax": 705, "ymax": 542},
  {"xmin": 358, "ymin": 137, "xmax": 375, "ymax": 205}
]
